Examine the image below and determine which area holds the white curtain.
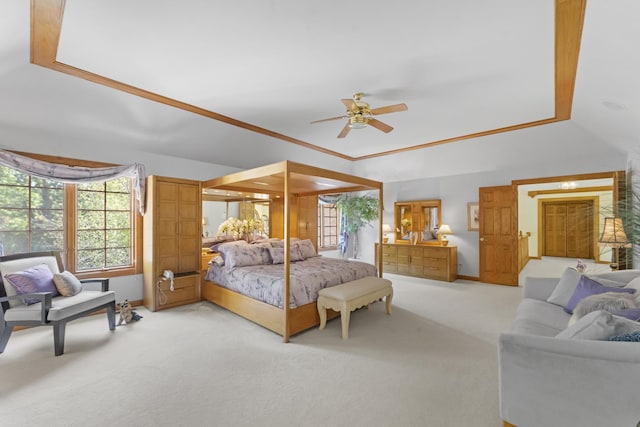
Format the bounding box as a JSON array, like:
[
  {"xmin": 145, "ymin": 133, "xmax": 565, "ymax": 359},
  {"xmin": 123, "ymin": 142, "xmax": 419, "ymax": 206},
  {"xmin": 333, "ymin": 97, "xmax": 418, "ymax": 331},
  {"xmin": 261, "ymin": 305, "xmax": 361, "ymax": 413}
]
[{"xmin": 0, "ymin": 150, "xmax": 146, "ymax": 215}]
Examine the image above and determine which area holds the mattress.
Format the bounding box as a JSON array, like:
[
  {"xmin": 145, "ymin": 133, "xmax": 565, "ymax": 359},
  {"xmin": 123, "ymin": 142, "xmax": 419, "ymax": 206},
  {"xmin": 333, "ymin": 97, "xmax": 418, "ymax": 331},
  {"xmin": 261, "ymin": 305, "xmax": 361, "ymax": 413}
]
[{"xmin": 204, "ymin": 255, "xmax": 378, "ymax": 308}]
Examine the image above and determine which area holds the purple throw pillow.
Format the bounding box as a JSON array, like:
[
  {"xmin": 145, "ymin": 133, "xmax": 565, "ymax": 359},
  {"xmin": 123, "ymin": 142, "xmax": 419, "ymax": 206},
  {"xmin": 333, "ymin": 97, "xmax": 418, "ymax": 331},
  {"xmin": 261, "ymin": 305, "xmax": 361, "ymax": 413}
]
[
  {"xmin": 4, "ymin": 264, "xmax": 59, "ymax": 305},
  {"xmin": 611, "ymin": 308, "xmax": 640, "ymax": 321},
  {"xmin": 564, "ymin": 275, "xmax": 636, "ymax": 314}
]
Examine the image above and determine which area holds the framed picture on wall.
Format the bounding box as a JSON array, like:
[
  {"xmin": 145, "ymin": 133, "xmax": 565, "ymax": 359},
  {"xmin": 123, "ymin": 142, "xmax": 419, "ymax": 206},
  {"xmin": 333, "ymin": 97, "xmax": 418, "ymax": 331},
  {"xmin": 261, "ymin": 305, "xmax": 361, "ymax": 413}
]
[{"xmin": 467, "ymin": 202, "xmax": 479, "ymax": 231}]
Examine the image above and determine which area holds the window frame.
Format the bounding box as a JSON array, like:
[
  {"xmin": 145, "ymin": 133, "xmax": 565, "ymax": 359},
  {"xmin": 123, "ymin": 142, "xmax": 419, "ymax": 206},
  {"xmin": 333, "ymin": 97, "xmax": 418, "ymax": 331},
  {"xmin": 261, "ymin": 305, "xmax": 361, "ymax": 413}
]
[
  {"xmin": 5, "ymin": 151, "xmax": 143, "ymax": 279},
  {"xmin": 317, "ymin": 202, "xmax": 338, "ymax": 251}
]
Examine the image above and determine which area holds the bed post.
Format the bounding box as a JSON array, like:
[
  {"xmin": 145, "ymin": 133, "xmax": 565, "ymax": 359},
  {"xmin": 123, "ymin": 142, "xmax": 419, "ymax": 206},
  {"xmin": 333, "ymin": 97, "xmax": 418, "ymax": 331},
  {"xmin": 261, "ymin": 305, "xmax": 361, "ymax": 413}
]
[
  {"xmin": 378, "ymin": 184, "xmax": 384, "ymax": 277},
  {"xmin": 282, "ymin": 164, "xmax": 291, "ymax": 343}
]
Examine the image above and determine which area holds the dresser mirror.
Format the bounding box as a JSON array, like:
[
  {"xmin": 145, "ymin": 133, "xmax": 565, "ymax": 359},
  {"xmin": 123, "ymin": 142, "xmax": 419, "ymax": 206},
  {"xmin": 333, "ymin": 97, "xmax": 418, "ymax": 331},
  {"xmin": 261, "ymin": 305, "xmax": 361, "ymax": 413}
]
[{"xmin": 394, "ymin": 200, "xmax": 441, "ymax": 245}]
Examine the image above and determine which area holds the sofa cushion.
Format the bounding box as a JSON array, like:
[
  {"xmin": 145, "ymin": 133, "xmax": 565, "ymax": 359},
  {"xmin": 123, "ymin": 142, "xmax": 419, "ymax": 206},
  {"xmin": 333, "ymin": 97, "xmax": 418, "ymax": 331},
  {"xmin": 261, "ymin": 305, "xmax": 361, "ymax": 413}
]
[
  {"xmin": 53, "ymin": 271, "xmax": 84, "ymax": 296},
  {"xmin": 556, "ymin": 310, "xmax": 640, "ymax": 340},
  {"xmin": 564, "ymin": 276, "xmax": 635, "ymax": 314},
  {"xmin": 4, "ymin": 264, "xmax": 59, "ymax": 305},
  {"xmin": 510, "ymin": 299, "xmax": 571, "ymax": 336}
]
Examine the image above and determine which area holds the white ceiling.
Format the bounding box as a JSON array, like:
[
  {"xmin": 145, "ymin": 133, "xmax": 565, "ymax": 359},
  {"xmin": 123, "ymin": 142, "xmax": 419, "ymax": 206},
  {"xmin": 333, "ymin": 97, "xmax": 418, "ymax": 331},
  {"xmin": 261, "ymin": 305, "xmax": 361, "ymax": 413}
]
[{"xmin": 0, "ymin": 0, "xmax": 638, "ymax": 178}]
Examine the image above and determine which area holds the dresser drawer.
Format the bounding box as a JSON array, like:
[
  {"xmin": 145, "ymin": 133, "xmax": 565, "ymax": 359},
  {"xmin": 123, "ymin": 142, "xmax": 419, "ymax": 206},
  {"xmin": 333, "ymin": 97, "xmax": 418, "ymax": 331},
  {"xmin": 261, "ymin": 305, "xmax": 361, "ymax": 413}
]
[
  {"xmin": 157, "ymin": 274, "xmax": 199, "ymax": 307},
  {"xmin": 422, "ymin": 247, "xmax": 448, "ymax": 259},
  {"xmin": 382, "ymin": 261, "xmax": 397, "ymax": 273}
]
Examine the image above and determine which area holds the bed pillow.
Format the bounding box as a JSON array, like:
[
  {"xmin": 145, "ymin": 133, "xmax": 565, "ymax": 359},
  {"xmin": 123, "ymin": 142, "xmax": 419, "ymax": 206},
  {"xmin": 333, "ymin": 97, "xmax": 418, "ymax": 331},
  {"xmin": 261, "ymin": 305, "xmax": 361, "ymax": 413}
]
[
  {"xmin": 268, "ymin": 245, "xmax": 305, "ymax": 264},
  {"xmin": 218, "ymin": 243, "xmax": 270, "ymax": 268},
  {"xmin": 211, "ymin": 239, "xmax": 249, "ymax": 252},
  {"xmin": 53, "ymin": 271, "xmax": 84, "ymax": 296},
  {"xmin": 564, "ymin": 275, "xmax": 636, "ymax": 314},
  {"xmin": 269, "ymin": 238, "xmax": 300, "ymax": 248},
  {"xmin": 556, "ymin": 310, "xmax": 640, "ymax": 340},
  {"xmin": 4, "ymin": 264, "xmax": 59, "ymax": 305},
  {"xmin": 296, "ymin": 239, "xmax": 317, "ymax": 259}
]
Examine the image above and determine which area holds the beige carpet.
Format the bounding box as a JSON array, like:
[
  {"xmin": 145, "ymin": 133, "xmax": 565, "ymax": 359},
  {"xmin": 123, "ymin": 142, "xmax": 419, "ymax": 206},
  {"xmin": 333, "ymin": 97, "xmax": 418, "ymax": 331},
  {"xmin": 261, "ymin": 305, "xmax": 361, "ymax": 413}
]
[{"xmin": 0, "ymin": 275, "xmax": 524, "ymax": 427}]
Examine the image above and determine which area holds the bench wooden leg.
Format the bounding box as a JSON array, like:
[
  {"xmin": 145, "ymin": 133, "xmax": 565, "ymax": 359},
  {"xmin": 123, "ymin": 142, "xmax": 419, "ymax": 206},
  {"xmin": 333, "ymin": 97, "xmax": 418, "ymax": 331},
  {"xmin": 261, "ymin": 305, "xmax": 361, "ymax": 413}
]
[
  {"xmin": 340, "ymin": 304, "xmax": 351, "ymax": 340},
  {"xmin": 385, "ymin": 289, "xmax": 393, "ymax": 315},
  {"xmin": 317, "ymin": 299, "xmax": 327, "ymax": 330}
]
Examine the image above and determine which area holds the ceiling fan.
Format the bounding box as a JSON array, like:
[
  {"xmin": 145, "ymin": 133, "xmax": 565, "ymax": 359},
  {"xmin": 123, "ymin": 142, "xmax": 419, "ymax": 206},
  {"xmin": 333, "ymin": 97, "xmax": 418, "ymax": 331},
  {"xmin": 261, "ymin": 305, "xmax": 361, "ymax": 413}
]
[{"xmin": 310, "ymin": 93, "xmax": 408, "ymax": 138}]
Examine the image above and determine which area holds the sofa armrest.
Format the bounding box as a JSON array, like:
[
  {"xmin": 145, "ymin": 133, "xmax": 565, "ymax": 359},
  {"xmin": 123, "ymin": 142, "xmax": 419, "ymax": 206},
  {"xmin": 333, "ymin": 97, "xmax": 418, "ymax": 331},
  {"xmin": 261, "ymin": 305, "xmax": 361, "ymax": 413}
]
[
  {"xmin": 79, "ymin": 278, "xmax": 110, "ymax": 292},
  {"xmin": 498, "ymin": 333, "xmax": 640, "ymax": 427},
  {"xmin": 522, "ymin": 276, "xmax": 558, "ymax": 301}
]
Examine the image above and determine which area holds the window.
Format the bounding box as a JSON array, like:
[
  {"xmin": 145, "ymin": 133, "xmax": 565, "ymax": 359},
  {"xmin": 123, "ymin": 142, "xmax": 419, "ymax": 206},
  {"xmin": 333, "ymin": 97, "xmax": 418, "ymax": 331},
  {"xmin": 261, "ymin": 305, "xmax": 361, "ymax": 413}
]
[
  {"xmin": 75, "ymin": 178, "xmax": 133, "ymax": 271},
  {"xmin": 0, "ymin": 155, "xmax": 141, "ymax": 277},
  {"xmin": 0, "ymin": 167, "xmax": 65, "ymax": 254},
  {"xmin": 317, "ymin": 202, "xmax": 338, "ymax": 249}
]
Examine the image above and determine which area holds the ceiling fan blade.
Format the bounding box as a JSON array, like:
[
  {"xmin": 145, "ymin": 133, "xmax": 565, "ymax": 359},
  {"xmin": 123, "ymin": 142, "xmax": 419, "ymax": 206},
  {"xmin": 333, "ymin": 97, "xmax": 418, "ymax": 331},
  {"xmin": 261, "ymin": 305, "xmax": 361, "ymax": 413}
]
[
  {"xmin": 368, "ymin": 118, "xmax": 394, "ymax": 133},
  {"xmin": 341, "ymin": 99, "xmax": 356, "ymax": 110},
  {"xmin": 370, "ymin": 103, "xmax": 408, "ymax": 116},
  {"xmin": 310, "ymin": 115, "xmax": 348, "ymax": 124},
  {"xmin": 337, "ymin": 122, "xmax": 351, "ymax": 138}
]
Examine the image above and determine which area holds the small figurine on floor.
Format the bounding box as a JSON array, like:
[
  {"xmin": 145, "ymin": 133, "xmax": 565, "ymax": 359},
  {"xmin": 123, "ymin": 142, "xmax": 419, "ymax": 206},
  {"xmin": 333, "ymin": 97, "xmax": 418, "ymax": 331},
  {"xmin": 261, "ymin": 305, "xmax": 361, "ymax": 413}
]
[{"xmin": 117, "ymin": 299, "xmax": 143, "ymax": 326}]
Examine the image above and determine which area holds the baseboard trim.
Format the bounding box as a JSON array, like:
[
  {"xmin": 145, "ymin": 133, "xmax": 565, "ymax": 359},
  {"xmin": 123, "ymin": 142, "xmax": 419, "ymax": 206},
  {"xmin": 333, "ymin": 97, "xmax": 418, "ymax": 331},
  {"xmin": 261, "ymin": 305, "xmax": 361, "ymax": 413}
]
[{"xmin": 457, "ymin": 275, "xmax": 480, "ymax": 281}]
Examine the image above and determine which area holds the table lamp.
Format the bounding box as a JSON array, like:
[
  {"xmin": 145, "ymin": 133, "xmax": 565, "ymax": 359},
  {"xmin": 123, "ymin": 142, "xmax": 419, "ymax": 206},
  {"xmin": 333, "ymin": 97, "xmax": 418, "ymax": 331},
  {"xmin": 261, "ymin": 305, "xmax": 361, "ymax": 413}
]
[
  {"xmin": 437, "ymin": 224, "xmax": 453, "ymax": 246},
  {"xmin": 598, "ymin": 217, "xmax": 631, "ymax": 270},
  {"xmin": 382, "ymin": 223, "xmax": 392, "ymax": 243}
]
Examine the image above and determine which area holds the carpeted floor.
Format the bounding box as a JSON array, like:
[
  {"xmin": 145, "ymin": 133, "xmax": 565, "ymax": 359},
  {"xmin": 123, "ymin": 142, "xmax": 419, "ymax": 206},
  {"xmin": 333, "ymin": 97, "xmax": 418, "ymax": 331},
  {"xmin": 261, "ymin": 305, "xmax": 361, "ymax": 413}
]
[{"xmin": 1, "ymin": 270, "xmax": 536, "ymax": 427}]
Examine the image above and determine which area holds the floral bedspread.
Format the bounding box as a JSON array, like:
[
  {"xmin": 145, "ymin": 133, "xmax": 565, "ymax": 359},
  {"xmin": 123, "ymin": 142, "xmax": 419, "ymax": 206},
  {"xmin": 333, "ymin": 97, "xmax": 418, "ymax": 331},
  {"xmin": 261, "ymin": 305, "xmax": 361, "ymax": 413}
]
[{"xmin": 204, "ymin": 256, "xmax": 378, "ymax": 308}]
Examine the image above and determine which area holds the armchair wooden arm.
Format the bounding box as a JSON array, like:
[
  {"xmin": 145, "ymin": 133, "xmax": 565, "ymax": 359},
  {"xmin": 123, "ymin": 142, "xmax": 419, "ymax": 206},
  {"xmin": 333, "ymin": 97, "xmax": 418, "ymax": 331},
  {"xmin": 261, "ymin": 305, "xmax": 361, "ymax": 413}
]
[
  {"xmin": 79, "ymin": 278, "xmax": 110, "ymax": 292},
  {"xmin": 0, "ymin": 292, "xmax": 53, "ymax": 324}
]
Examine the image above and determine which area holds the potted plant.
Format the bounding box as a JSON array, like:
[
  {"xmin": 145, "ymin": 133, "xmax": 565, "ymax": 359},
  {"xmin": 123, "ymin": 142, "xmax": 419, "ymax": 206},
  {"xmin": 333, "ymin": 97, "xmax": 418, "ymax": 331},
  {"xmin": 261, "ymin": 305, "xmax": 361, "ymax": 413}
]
[{"xmin": 335, "ymin": 193, "xmax": 380, "ymax": 259}]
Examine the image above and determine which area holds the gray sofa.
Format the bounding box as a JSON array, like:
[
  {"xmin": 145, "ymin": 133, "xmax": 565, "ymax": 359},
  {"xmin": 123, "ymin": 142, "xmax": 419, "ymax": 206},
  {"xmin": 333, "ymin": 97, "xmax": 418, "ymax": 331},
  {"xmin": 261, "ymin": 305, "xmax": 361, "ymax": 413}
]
[{"xmin": 498, "ymin": 269, "xmax": 640, "ymax": 427}]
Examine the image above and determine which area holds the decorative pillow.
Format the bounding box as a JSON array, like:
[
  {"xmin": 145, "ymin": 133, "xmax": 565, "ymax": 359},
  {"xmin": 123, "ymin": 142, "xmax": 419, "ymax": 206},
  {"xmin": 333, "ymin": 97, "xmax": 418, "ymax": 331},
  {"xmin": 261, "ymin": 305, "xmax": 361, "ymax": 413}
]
[
  {"xmin": 624, "ymin": 276, "xmax": 640, "ymax": 294},
  {"xmin": 568, "ymin": 292, "xmax": 637, "ymax": 325},
  {"xmin": 608, "ymin": 331, "xmax": 640, "ymax": 342},
  {"xmin": 4, "ymin": 264, "xmax": 59, "ymax": 305},
  {"xmin": 610, "ymin": 308, "xmax": 640, "ymax": 321},
  {"xmin": 53, "ymin": 271, "xmax": 84, "ymax": 296},
  {"xmin": 296, "ymin": 239, "xmax": 317, "ymax": 259},
  {"xmin": 267, "ymin": 245, "xmax": 305, "ymax": 264},
  {"xmin": 556, "ymin": 310, "xmax": 640, "ymax": 340},
  {"xmin": 564, "ymin": 275, "xmax": 636, "ymax": 314},
  {"xmin": 546, "ymin": 267, "xmax": 582, "ymax": 307},
  {"xmin": 219, "ymin": 243, "xmax": 270, "ymax": 268}
]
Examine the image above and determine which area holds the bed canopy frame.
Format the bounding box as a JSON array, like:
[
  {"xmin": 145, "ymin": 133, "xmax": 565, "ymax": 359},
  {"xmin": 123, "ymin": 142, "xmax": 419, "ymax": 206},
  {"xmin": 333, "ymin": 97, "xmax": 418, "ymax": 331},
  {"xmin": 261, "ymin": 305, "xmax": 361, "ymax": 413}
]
[{"xmin": 201, "ymin": 160, "xmax": 384, "ymax": 342}]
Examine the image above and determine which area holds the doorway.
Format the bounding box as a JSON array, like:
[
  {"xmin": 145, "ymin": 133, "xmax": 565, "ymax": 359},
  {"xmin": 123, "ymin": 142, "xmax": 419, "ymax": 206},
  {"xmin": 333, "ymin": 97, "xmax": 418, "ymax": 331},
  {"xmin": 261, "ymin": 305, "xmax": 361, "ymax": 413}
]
[{"xmin": 540, "ymin": 198, "xmax": 596, "ymax": 259}]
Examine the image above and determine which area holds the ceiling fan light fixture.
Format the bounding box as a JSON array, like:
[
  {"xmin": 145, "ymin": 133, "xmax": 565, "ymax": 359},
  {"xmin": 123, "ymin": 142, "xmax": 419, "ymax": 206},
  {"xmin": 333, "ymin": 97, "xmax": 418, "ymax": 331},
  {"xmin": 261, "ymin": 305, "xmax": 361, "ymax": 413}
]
[{"xmin": 348, "ymin": 115, "xmax": 368, "ymax": 129}]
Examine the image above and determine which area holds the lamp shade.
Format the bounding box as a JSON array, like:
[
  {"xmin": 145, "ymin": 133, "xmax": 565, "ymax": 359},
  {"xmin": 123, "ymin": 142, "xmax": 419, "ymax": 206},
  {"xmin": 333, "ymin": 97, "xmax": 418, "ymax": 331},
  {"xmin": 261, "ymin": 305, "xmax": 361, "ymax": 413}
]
[
  {"xmin": 382, "ymin": 223, "xmax": 392, "ymax": 233},
  {"xmin": 599, "ymin": 217, "xmax": 631, "ymax": 247},
  {"xmin": 437, "ymin": 224, "xmax": 453, "ymax": 235}
]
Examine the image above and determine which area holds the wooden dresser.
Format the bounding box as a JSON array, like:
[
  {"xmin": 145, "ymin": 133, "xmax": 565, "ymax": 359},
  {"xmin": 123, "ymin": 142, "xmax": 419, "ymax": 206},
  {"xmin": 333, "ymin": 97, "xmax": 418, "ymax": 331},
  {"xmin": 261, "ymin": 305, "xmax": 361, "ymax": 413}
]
[{"xmin": 375, "ymin": 243, "xmax": 457, "ymax": 282}]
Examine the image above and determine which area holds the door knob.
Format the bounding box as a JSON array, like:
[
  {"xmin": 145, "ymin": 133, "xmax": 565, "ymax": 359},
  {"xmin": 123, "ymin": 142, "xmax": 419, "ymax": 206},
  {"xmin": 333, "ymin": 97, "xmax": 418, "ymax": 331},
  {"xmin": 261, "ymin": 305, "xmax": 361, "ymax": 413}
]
[{"xmin": 480, "ymin": 237, "xmax": 485, "ymax": 242}]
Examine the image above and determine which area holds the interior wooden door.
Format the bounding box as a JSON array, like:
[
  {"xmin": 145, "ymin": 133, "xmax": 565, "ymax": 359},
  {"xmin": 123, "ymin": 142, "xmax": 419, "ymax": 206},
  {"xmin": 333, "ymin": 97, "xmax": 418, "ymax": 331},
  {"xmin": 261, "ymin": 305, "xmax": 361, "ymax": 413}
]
[
  {"xmin": 479, "ymin": 185, "xmax": 518, "ymax": 286},
  {"xmin": 542, "ymin": 200, "xmax": 593, "ymax": 259}
]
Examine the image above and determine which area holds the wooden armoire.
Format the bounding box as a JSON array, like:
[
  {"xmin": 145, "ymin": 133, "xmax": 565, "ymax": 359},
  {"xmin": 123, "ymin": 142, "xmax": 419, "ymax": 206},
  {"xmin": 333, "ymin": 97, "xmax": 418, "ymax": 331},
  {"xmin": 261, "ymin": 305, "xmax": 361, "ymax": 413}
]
[{"xmin": 143, "ymin": 175, "xmax": 202, "ymax": 311}]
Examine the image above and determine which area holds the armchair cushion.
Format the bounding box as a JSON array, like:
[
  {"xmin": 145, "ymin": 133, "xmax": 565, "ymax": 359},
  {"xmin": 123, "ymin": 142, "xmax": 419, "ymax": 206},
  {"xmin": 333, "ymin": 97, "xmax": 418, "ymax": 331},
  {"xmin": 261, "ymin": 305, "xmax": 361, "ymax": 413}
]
[
  {"xmin": 4, "ymin": 264, "xmax": 59, "ymax": 305},
  {"xmin": 53, "ymin": 271, "xmax": 83, "ymax": 296},
  {"xmin": 4, "ymin": 290, "xmax": 116, "ymax": 322}
]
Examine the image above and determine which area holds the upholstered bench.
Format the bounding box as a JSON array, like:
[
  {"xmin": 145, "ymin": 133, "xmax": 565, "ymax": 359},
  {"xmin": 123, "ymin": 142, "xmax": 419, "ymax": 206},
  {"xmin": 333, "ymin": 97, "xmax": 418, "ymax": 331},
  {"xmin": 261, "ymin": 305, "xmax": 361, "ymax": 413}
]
[{"xmin": 317, "ymin": 277, "xmax": 393, "ymax": 339}]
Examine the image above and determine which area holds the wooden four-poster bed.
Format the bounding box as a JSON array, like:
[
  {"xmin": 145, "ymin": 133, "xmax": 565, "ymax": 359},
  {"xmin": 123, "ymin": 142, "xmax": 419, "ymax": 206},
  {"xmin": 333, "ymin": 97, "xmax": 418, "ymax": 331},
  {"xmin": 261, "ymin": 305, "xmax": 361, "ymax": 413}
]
[{"xmin": 200, "ymin": 161, "xmax": 384, "ymax": 342}]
